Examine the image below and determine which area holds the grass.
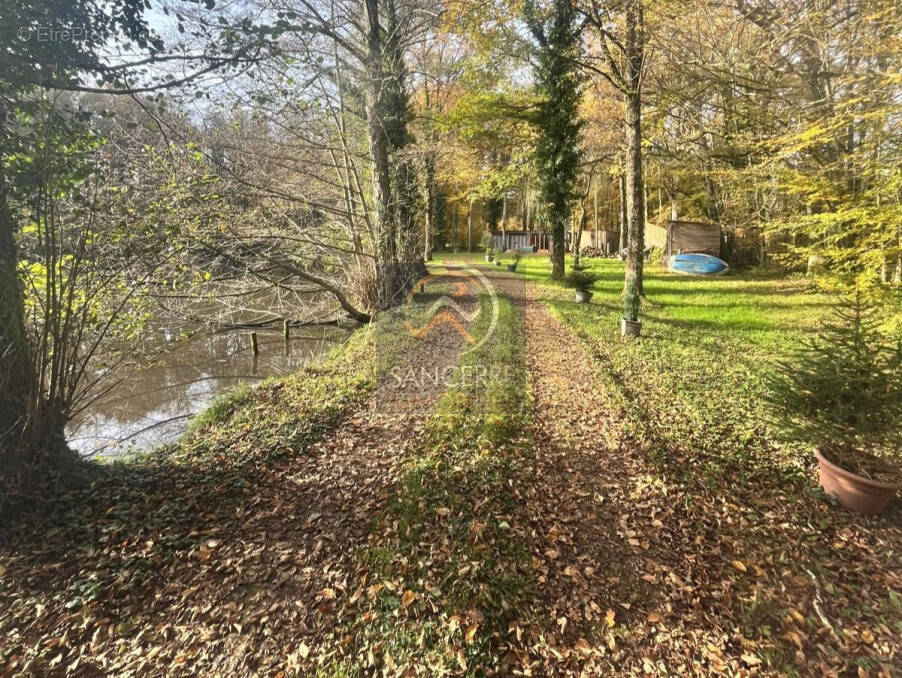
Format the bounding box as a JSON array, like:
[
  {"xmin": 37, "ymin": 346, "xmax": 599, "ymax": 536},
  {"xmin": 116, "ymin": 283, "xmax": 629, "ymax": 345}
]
[
  {"xmin": 455, "ymin": 249, "xmax": 901, "ymax": 674},
  {"xmin": 466, "ymin": 253, "xmax": 842, "ymax": 484}
]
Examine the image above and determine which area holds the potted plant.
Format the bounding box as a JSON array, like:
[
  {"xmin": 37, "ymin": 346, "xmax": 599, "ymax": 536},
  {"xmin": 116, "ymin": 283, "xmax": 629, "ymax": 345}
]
[
  {"xmin": 769, "ymin": 292, "xmax": 901, "ymax": 514},
  {"xmin": 494, "ymin": 252, "xmax": 503, "ymax": 266},
  {"xmin": 562, "ymin": 270, "xmax": 596, "ymax": 303},
  {"xmin": 506, "ymin": 252, "xmax": 522, "ymax": 272},
  {"xmin": 484, "ymin": 247, "xmax": 494, "ymax": 262},
  {"xmin": 621, "ymin": 281, "xmax": 641, "ymax": 337}
]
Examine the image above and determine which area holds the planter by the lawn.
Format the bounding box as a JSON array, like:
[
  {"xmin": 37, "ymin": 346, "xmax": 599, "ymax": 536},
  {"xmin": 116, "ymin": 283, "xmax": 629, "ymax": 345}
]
[
  {"xmin": 574, "ymin": 289, "xmax": 593, "ymax": 303},
  {"xmin": 815, "ymin": 449, "xmax": 899, "ymax": 514},
  {"xmin": 507, "ymin": 264, "xmax": 517, "ymax": 272},
  {"xmin": 621, "ymin": 317, "xmax": 642, "ymax": 337},
  {"xmin": 485, "ymin": 255, "xmax": 493, "ymax": 262}
]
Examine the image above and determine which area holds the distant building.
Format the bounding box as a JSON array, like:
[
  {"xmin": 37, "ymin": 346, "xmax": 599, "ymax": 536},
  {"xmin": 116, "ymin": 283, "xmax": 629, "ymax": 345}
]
[{"xmin": 647, "ymin": 220, "xmax": 722, "ymax": 257}]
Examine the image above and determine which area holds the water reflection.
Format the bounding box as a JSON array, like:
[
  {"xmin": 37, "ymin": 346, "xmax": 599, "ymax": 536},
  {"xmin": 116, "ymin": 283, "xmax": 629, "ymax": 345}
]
[{"xmin": 67, "ymin": 326, "xmax": 350, "ymax": 457}]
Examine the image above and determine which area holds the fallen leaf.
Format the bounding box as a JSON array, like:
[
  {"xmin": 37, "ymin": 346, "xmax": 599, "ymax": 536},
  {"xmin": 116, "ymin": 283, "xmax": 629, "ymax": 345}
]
[{"xmin": 401, "ymin": 590, "xmax": 416, "ymax": 609}]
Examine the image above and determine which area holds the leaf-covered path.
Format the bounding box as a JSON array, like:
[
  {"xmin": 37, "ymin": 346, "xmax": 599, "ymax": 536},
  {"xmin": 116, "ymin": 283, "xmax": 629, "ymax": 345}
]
[
  {"xmin": 519, "ymin": 293, "xmax": 659, "ymax": 672},
  {"xmin": 2, "ymin": 263, "xmax": 900, "ymax": 677}
]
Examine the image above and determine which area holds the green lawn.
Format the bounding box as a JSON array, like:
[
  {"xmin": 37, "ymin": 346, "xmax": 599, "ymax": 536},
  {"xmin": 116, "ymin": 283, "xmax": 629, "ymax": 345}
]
[{"xmin": 442, "ymin": 250, "xmax": 899, "ymax": 487}]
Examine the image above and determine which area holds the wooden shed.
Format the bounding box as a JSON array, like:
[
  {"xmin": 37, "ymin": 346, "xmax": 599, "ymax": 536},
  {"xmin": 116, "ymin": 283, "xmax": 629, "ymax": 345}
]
[{"xmin": 658, "ymin": 220, "xmax": 721, "ymax": 257}]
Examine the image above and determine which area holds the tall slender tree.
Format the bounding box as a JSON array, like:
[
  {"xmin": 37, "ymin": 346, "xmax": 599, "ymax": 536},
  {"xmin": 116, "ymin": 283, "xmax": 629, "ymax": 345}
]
[{"xmin": 583, "ymin": 0, "xmax": 646, "ymax": 326}]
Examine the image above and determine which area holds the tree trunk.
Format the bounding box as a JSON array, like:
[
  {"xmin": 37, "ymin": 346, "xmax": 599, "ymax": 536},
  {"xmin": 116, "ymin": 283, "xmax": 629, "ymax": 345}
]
[
  {"xmin": 622, "ymin": 0, "xmax": 645, "ymax": 322},
  {"xmin": 467, "ymin": 199, "xmax": 473, "ymax": 251},
  {"xmin": 551, "ymin": 214, "xmax": 566, "ymax": 279},
  {"xmin": 573, "ymin": 203, "xmax": 586, "ymax": 268},
  {"xmin": 618, "ymin": 172, "xmax": 628, "ymax": 251},
  {"xmin": 593, "ymin": 177, "xmax": 599, "ymax": 248},
  {"xmin": 362, "ymin": 0, "xmax": 397, "ymax": 308},
  {"xmin": 0, "ymin": 164, "xmax": 31, "ymax": 457},
  {"xmin": 423, "ymin": 153, "xmax": 435, "ymax": 261},
  {"xmin": 501, "ymin": 192, "xmax": 508, "ymax": 252}
]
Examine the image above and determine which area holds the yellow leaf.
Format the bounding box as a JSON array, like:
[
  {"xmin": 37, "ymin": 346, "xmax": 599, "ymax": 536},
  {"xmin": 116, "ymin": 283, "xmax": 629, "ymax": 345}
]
[
  {"xmin": 457, "ymin": 650, "xmax": 467, "ymax": 670},
  {"xmin": 731, "ymin": 560, "xmax": 747, "ymax": 573},
  {"xmin": 465, "ymin": 623, "xmax": 478, "ymax": 643},
  {"xmin": 401, "ymin": 590, "xmax": 416, "ymax": 609},
  {"xmin": 605, "ymin": 608, "xmax": 616, "ymax": 627},
  {"xmin": 741, "ymin": 653, "xmax": 761, "ymax": 666},
  {"xmin": 647, "ymin": 612, "xmax": 662, "ymax": 623}
]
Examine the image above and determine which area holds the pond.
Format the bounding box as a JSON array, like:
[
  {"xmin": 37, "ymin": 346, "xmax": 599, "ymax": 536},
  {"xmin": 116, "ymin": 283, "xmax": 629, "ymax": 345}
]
[{"xmin": 66, "ymin": 325, "xmax": 352, "ymax": 457}]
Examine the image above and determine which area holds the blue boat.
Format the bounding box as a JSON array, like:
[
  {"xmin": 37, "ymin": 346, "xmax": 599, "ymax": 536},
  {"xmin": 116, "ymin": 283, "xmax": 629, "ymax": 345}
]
[{"xmin": 668, "ymin": 253, "xmax": 729, "ymax": 276}]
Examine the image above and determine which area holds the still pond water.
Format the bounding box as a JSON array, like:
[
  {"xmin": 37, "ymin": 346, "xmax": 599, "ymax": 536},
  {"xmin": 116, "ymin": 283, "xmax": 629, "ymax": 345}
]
[{"xmin": 66, "ymin": 326, "xmax": 351, "ymax": 457}]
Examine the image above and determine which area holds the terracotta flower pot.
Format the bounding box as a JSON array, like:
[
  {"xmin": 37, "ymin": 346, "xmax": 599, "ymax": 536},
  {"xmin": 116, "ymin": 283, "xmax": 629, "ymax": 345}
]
[
  {"xmin": 815, "ymin": 449, "xmax": 899, "ymax": 514},
  {"xmin": 621, "ymin": 317, "xmax": 642, "ymax": 337},
  {"xmin": 574, "ymin": 289, "xmax": 593, "ymax": 303}
]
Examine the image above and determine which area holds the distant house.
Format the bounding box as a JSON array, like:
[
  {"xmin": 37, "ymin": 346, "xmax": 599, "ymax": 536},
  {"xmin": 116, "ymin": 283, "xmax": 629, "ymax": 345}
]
[
  {"xmin": 646, "ymin": 220, "xmax": 721, "ymax": 257},
  {"xmin": 490, "ymin": 229, "xmax": 620, "ymax": 253},
  {"xmin": 490, "ymin": 230, "xmax": 547, "ymax": 252}
]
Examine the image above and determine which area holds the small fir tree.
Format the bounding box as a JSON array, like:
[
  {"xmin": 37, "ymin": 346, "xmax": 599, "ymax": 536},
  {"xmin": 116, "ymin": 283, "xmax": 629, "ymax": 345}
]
[{"xmin": 769, "ymin": 291, "xmax": 902, "ymax": 480}]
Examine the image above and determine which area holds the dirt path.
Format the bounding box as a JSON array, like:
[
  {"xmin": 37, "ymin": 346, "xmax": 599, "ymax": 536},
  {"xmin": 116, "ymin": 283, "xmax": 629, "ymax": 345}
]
[
  {"xmin": 515, "ymin": 283, "xmax": 901, "ymax": 676},
  {"xmin": 513, "ymin": 288, "xmax": 670, "ymax": 673}
]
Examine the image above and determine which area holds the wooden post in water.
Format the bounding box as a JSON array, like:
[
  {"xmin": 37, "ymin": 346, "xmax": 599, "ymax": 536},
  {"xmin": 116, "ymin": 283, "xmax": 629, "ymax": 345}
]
[
  {"xmin": 250, "ymin": 332, "xmax": 259, "ymax": 356},
  {"xmin": 283, "ymin": 319, "xmax": 290, "ymax": 341}
]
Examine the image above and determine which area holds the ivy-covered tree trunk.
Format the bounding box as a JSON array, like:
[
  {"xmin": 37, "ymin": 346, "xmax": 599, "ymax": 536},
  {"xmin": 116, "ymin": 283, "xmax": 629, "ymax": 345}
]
[
  {"xmin": 526, "ymin": 0, "xmax": 582, "ymax": 281},
  {"xmin": 621, "ymin": 0, "xmax": 645, "ymax": 322}
]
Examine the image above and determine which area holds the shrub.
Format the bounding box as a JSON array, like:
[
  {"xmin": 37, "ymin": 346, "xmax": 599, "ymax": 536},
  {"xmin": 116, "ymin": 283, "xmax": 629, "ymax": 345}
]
[
  {"xmin": 768, "ymin": 292, "xmax": 902, "ymax": 480},
  {"xmin": 561, "ymin": 270, "xmax": 597, "ymax": 291}
]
